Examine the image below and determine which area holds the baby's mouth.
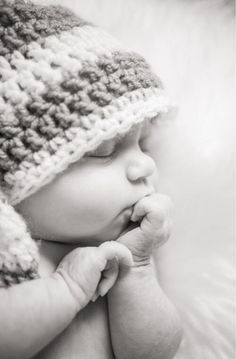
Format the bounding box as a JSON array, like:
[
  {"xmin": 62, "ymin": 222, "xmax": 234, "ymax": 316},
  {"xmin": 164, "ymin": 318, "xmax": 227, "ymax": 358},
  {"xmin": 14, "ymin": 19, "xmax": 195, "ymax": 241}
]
[{"xmin": 118, "ymin": 206, "xmax": 140, "ymax": 236}]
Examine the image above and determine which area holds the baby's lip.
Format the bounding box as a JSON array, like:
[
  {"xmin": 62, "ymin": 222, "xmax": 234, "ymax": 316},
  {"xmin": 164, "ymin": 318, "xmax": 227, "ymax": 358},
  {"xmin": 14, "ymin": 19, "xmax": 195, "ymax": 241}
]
[
  {"xmin": 122, "ymin": 205, "xmax": 134, "ymax": 214},
  {"xmin": 121, "ymin": 189, "xmax": 155, "ymax": 215},
  {"xmin": 121, "ymin": 204, "xmax": 137, "ymax": 220},
  {"xmin": 117, "ymin": 206, "xmax": 133, "ymax": 225}
]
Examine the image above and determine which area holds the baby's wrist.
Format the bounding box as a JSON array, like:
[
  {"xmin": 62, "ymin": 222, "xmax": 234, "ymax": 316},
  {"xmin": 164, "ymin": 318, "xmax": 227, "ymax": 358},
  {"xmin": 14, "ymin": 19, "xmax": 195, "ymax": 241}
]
[
  {"xmin": 52, "ymin": 271, "xmax": 83, "ymax": 313},
  {"xmin": 119, "ymin": 259, "xmax": 153, "ymax": 276},
  {"xmin": 115, "ymin": 260, "xmax": 155, "ymax": 287}
]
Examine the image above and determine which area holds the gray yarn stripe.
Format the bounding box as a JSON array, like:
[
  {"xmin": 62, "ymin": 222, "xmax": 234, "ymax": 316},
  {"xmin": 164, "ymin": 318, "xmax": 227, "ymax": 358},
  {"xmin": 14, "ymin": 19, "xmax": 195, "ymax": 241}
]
[{"xmin": 0, "ymin": 1, "xmax": 90, "ymax": 58}]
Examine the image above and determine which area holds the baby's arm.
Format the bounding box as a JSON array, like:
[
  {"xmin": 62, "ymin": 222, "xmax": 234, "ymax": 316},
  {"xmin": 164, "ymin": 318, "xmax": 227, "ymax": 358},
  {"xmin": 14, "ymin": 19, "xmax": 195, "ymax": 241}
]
[
  {"xmin": 107, "ymin": 194, "xmax": 183, "ymax": 359},
  {"xmin": 0, "ymin": 272, "xmax": 78, "ymax": 359},
  {"xmin": 0, "ymin": 241, "xmax": 132, "ymax": 359},
  {"xmin": 108, "ymin": 261, "xmax": 182, "ymax": 359}
]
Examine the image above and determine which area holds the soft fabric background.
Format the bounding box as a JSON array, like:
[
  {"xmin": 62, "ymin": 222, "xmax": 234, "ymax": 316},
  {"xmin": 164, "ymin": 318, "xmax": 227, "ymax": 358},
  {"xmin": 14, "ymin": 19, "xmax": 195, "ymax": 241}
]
[{"xmin": 36, "ymin": 0, "xmax": 235, "ymax": 358}]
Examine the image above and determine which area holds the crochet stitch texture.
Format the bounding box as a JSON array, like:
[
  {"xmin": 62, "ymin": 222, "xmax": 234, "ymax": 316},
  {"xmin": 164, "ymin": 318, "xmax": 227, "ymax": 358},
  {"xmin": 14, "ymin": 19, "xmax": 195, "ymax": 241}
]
[{"xmin": 0, "ymin": 0, "xmax": 170, "ymax": 286}]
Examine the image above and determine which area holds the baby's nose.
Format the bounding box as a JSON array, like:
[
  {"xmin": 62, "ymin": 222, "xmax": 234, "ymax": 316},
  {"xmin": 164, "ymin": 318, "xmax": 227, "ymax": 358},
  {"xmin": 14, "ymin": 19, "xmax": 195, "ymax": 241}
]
[{"xmin": 126, "ymin": 151, "xmax": 157, "ymax": 183}]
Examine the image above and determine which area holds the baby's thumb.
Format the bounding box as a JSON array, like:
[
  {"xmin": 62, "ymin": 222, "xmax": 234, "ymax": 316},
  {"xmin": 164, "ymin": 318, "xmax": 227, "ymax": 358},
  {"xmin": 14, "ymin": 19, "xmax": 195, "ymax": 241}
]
[
  {"xmin": 91, "ymin": 242, "xmax": 133, "ymax": 301},
  {"xmin": 92, "ymin": 258, "xmax": 119, "ymax": 301}
]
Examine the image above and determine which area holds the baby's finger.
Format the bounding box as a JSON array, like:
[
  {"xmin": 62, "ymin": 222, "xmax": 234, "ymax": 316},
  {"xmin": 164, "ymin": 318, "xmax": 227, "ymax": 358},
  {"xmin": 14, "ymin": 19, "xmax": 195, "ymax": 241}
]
[
  {"xmin": 91, "ymin": 292, "xmax": 99, "ymax": 302},
  {"xmin": 131, "ymin": 197, "xmax": 164, "ymax": 226},
  {"xmin": 98, "ymin": 241, "xmax": 134, "ymax": 268},
  {"xmin": 152, "ymin": 193, "xmax": 174, "ymax": 217},
  {"xmin": 131, "ymin": 194, "xmax": 173, "ymax": 225},
  {"xmin": 91, "ymin": 259, "xmax": 119, "ymax": 301},
  {"xmin": 97, "ymin": 259, "xmax": 119, "ymax": 297},
  {"xmin": 155, "ymin": 219, "xmax": 173, "ymax": 245}
]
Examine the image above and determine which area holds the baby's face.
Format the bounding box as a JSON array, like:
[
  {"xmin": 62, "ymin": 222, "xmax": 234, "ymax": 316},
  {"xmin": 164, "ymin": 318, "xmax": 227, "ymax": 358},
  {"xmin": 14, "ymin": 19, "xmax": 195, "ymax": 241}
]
[{"xmin": 17, "ymin": 121, "xmax": 158, "ymax": 245}]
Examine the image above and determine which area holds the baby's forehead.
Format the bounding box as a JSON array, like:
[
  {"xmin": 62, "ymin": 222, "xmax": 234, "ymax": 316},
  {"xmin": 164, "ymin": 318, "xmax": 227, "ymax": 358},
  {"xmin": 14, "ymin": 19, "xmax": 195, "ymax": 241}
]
[{"xmin": 112, "ymin": 120, "xmax": 153, "ymax": 144}]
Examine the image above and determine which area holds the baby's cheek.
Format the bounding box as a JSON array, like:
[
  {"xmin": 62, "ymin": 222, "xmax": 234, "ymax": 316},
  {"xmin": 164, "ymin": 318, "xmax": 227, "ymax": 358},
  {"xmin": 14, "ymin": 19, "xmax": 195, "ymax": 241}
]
[
  {"xmin": 64, "ymin": 196, "xmax": 113, "ymax": 234},
  {"xmin": 52, "ymin": 168, "xmax": 122, "ymax": 236}
]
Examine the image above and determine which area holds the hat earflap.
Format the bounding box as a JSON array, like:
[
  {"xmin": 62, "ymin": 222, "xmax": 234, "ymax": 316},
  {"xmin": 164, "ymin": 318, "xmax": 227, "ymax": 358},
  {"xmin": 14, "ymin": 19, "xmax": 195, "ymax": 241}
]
[{"xmin": 0, "ymin": 190, "xmax": 39, "ymax": 287}]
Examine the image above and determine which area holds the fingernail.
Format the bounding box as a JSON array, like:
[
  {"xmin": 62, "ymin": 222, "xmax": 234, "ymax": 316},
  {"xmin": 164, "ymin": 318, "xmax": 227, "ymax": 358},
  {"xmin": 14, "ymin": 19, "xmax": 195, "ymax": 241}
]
[
  {"xmin": 91, "ymin": 293, "xmax": 99, "ymax": 302},
  {"xmin": 98, "ymin": 289, "xmax": 106, "ymax": 297}
]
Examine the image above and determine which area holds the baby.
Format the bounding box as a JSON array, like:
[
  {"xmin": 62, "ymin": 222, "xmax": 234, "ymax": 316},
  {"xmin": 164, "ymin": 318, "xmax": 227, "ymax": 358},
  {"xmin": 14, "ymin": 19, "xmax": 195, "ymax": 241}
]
[{"xmin": 0, "ymin": 1, "xmax": 182, "ymax": 358}]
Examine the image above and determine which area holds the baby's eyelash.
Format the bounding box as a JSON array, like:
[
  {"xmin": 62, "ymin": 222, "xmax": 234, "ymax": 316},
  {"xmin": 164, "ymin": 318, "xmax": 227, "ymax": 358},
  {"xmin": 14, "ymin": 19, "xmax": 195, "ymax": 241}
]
[
  {"xmin": 86, "ymin": 134, "xmax": 151, "ymax": 162},
  {"xmin": 86, "ymin": 143, "xmax": 118, "ymax": 160}
]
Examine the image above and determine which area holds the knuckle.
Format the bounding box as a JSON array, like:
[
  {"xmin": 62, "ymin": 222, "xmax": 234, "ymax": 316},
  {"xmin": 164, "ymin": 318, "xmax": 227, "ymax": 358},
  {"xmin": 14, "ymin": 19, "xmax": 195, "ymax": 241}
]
[
  {"xmin": 100, "ymin": 240, "xmax": 112, "ymax": 249},
  {"xmin": 155, "ymin": 207, "xmax": 166, "ymax": 221},
  {"xmin": 163, "ymin": 221, "xmax": 172, "ymax": 240},
  {"xmin": 155, "ymin": 220, "xmax": 172, "ymax": 241},
  {"xmin": 153, "ymin": 193, "xmax": 174, "ymax": 211}
]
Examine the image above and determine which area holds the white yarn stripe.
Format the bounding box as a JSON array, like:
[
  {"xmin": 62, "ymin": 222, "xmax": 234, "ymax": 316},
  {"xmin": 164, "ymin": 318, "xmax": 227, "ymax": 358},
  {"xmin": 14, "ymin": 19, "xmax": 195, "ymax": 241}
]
[{"xmin": 0, "ymin": 25, "xmax": 130, "ymax": 117}]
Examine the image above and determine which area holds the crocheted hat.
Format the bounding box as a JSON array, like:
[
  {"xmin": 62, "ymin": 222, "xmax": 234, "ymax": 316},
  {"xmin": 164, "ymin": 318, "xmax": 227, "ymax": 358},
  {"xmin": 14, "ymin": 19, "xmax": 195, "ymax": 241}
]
[{"xmin": 0, "ymin": 0, "xmax": 171, "ymax": 286}]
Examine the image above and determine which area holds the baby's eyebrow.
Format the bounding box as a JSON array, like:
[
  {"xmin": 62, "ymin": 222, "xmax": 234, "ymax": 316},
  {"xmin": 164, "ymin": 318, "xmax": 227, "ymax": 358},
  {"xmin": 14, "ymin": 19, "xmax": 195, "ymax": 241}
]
[{"xmin": 104, "ymin": 120, "xmax": 154, "ymax": 148}]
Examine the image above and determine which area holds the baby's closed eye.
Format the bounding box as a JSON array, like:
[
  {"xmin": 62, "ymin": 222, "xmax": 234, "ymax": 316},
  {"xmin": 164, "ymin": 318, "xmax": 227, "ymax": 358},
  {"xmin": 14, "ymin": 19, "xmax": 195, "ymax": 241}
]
[
  {"xmin": 85, "ymin": 129, "xmax": 153, "ymax": 161},
  {"xmin": 86, "ymin": 140, "xmax": 117, "ymax": 159}
]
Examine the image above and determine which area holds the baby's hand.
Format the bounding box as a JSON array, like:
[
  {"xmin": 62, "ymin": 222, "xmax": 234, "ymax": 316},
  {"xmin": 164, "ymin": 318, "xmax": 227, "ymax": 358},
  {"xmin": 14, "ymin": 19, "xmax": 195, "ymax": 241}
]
[
  {"xmin": 117, "ymin": 193, "xmax": 173, "ymax": 266},
  {"xmin": 56, "ymin": 241, "xmax": 133, "ymax": 309}
]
